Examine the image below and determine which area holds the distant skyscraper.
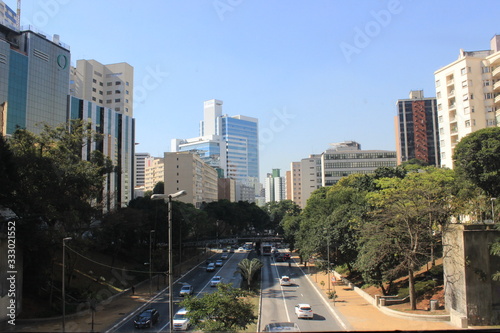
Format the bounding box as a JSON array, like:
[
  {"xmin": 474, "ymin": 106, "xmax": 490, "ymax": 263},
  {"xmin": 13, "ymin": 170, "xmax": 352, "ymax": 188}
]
[
  {"xmin": 434, "ymin": 35, "xmax": 500, "ymax": 168},
  {"xmin": 135, "ymin": 152, "xmax": 151, "ymax": 187},
  {"xmin": 265, "ymin": 169, "xmax": 285, "ymax": 203},
  {"xmin": 395, "ymin": 90, "xmax": 440, "ymax": 166},
  {"xmin": 172, "ymin": 99, "xmax": 259, "ymax": 193}
]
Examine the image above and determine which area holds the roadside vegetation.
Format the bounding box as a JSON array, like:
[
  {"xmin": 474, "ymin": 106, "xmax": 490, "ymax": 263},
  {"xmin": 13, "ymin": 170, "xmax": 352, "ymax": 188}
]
[{"xmin": 1, "ymin": 123, "xmax": 500, "ymax": 316}]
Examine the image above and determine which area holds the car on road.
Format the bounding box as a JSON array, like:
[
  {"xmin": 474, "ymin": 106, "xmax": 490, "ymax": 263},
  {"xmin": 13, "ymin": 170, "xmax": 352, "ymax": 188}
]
[
  {"xmin": 221, "ymin": 253, "xmax": 228, "ymax": 260},
  {"xmin": 283, "ymin": 253, "xmax": 291, "ymax": 260},
  {"xmin": 280, "ymin": 276, "xmax": 292, "ymax": 286},
  {"xmin": 210, "ymin": 275, "xmax": 223, "ymax": 287},
  {"xmin": 134, "ymin": 308, "xmax": 159, "ymax": 328},
  {"xmin": 215, "ymin": 259, "xmax": 223, "ymax": 267},
  {"xmin": 264, "ymin": 322, "xmax": 300, "ymax": 332},
  {"xmin": 294, "ymin": 304, "xmax": 313, "ymax": 319},
  {"xmin": 173, "ymin": 308, "xmax": 190, "ymax": 331},
  {"xmin": 276, "ymin": 254, "xmax": 286, "ymax": 262},
  {"xmin": 179, "ymin": 284, "xmax": 193, "ymax": 296},
  {"xmin": 238, "ymin": 247, "xmax": 245, "ymax": 252},
  {"xmin": 206, "ymin": 263, "xmax": 215, "ymax": 272}
]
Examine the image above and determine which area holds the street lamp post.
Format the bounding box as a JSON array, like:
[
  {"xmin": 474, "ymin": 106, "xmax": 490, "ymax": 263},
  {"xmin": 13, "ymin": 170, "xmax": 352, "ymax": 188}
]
[
  {"xmin": 149, "ymin": 230, "xmax": 155, "ymax": 295},
  {"xmin": 62, "ymin": 237, "xmax": 72, "ymax": 333},
  {"xmin": 151, "ymin": 190, "xmax": 187, "ymax": 333},
  {"xmin": 327, "ymin": 235, "xmax": 331, "ymax": 294},
  {"xmin": 491, "ymin": 198, "xmax": 496, "ymax": 223}
]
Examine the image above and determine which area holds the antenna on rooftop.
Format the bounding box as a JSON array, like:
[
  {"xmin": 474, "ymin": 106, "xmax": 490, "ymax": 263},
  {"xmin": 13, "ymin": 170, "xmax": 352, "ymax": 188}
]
[{"xmin": 17, "ymin": 0, "xmax": 21, "ymax": 30}]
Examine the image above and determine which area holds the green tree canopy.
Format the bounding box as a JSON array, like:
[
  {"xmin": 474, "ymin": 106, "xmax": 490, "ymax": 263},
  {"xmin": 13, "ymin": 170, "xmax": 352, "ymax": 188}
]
[
  {"xmin": 453, "ymin": 127, "xmax": 500, "ymax": 197},
  {"xmin": 180, "ymin": 283, "xmax": 256, "ymax": 332}
]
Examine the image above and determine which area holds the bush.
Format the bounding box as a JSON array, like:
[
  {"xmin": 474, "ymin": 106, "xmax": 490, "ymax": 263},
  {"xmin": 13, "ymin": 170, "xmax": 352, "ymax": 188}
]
[{"xmin": 397, "ymin": 280, "xmax": 436, "ymax": 299}]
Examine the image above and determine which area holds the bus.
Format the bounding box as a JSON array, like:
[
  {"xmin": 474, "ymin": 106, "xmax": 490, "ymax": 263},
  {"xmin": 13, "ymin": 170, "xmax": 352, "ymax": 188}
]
[{"xmin": 261, "ymin": 243, "xmax": 272, "ymax": 256}]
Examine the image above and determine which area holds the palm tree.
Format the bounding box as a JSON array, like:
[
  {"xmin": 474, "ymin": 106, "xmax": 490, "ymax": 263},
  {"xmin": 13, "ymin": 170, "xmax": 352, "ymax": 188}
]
[{"xmin": 237, "ymin": 258, "xmax": 263, "ymax": 289}]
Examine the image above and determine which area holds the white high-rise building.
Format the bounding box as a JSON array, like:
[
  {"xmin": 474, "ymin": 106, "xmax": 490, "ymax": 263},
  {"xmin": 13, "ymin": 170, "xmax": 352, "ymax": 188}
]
[
  {"xmin": 135, "ymin": 152, "xmax": 150, "ymax": 187},
  {"xmin": 434, "ymin": 35, "xmax": 500, "ymax": 168},
  {"xmin": 265, "ymin": 169, "xmax": 285, "ymax": 203}
]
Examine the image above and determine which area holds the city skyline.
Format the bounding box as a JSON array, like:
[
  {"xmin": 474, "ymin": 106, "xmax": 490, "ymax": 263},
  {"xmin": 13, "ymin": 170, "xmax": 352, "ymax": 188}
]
[{"xmin": 13, "ymin": 0, "xmax": 500, "ymax": 181}]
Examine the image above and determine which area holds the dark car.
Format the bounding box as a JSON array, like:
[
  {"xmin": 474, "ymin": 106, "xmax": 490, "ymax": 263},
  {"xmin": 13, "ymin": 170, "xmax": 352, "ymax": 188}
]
[
  {"xmin": 134, "ymin": 308, "xmax": 159, "ymax": 328},
  {"xmin": 283, "ymin": 253, "xmax": 291, "ymax": 260}
]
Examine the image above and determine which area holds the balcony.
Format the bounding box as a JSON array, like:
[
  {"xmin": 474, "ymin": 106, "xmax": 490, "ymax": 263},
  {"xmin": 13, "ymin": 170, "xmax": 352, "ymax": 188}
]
[
  {"xmin": 494, "ymin": 80, "xmax": 500, "ymax": 92},
  {"xmin": 493, "ymin": 66, "xmax": 500, "ymax": 78},
  {"xmin": 448, "ymin": 103, "xmax": 456, "ymax": 111},
  {"xmin": 495, "ymin": 94, "xmax": 500, "ymax": 105},
  {"xmin": 447, "ymin": 79, "xmax": 454, "ymax": 86}
]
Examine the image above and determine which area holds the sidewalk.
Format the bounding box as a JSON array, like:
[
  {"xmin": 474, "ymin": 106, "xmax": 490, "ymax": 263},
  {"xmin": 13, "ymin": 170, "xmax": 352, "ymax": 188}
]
[{"xmin": 304, "ymin": 266, "xmax": 459, "ymax": 331}]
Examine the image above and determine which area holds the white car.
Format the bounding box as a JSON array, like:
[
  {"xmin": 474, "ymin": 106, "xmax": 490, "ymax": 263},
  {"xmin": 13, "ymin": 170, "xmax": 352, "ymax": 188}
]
[
  {"xmin": 280, "ymin": 276, "xmax": 291, "ymax": 286},
  {"xmin": 238, "ymin": 247, "xmax": 245, "ymax": 252},
  {"xmin": 173, "ymin": 308, "xmax": 190, "ymax": 331},
  {"xmin": 210, "ymin": 275, "xmax": 223, "ymax": 287},
  {"xmin": 294, "ymin": 303, "xmax": 313, "ymax": 319},
  {"xmin": 221, "ymin": 253, "xmax": 229, "ymax": 260},
  {"xmin": 215, "ymin": 259, "xmax": 223, "ymax": 267},
  {"xmin": 206, "ymin": 263, "xmax": 215, "ymax": 272},
  {"xmin": 179, "ymin": 284, "xmax": 193, "ymax": 296}
]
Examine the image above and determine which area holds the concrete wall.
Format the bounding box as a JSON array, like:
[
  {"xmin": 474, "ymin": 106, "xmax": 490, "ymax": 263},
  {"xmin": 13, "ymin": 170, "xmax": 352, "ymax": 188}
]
[{"xmin": 443, "ymin": 224, "xmax": 500, "ymax": 326}]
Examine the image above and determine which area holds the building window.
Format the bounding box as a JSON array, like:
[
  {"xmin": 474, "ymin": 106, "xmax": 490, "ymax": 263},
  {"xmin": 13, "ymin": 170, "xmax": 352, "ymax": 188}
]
[
  {"xmin": 461, "ymin": 67, "xmax": 467, "ymax": 75},
  {"xmin": 487, "ymin": 119, "xmax": 496, "ymax": 126},
  {"xmin": 106, "ymin": 99, "xmax": 112, "ymax": 103},
  {"xmin": 92, "ymin": 97, "xmax": 96, "ymax": 101},
  {"xmin": 92, "ymin": 87, "xmax": 96, "ymax": 92},
  {"xmin": 115, "ymin": 107, "xmax": 120, "ymax": 111},
  {"xmin": 438, "ymin": 115, "xmax": 443, "ymax": 123},
  {"xmin": 115, "ymin": 99, "xmax": 121, "ymax": 103},
  {"xmin": 99, "ymin": 99, "xmax": 103, "ymax": 104},
  {"xmin": 482, "ymin": 66, "xmax": 491, "ymax": 73},
  {"xmin": 107, "ymin": 91, "xmax": 112, "ymax": 95},
  {"xmin": 107, "ymin": 82, "xmax": 112, "ymax": 86},
  {"xmin": 437, "ymin": 91, "xmax": 441, "ymax": 99},
  {"xmin": 99, "ymin": 82, "xmax": 103, "ymax": 86},
  {"xmin": 470, "ymin": 94, "xmax": 474, "ymax": 100},
  {"xmin": 464, "ymin": 106, "xmax": 470, "ymax": 114},
  {"xmin": 471, "ymin": 106, "xmax": 475, "ymax": 113},
  {"xmin": 438, "ymin": 104, "xmax": 442, "ymax": 111},
  {"xmin": 441, "ymin": 152, "xmax": 446, "ymax": 159},
  {"xmin": 439, "ymin": 128, "xmax": 444, "ymax": 135},
  {"xmin": 435, "ymin": 80, "xmax": 441, "ymax": 87},
  {"xmin": 99, "ymin": 90, "xmax": 103, "ymax": 95},
  {"xmin": 126, "ymin": 90, "xmax": 129, "ymax": 95},
  {"xmin": 483, "ymin": 80, "xmax": 491, "ymax": 86},
  {"xmin": 463, "ymin": 94, "xmax": 468, "ymax": 101},
  {"xmin": 485, "ymin": 93, "xmax": 493, "ymax": 100},
  {"xmin": 115, "ymin": 90, "xmax": 121, "ymax": 94},
  {"xmin": 125, "ymin": 107, "xmax": 129, "ymax": 112},
  {"xmin": 92, "ymin": 78, "xmax": 97, "ymax": 83},
  {"xmin": 465, "ymin": 120, "xmax": 471, "ymax": 128},
  {"xmin": 486, "ymin": 106, "xmax": 494, "ymax": 112},
  {"xmin": 462, "ymin": 80, "xmax": 468, "ymax": 87},
  {"xmin": 115, "ymin": 81, "xmax": 121, "ymax": 85},
  {"xmin": 126, "ymin": 82, "xmax": 129, "ymax": 86},
  {"xmin": 125, "ymin": 99, "xmax": 129, "ymax": 103}
]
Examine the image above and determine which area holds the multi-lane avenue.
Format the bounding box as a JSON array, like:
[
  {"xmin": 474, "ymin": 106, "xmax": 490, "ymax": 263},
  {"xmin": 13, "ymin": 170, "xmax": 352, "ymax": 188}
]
[{"xmin": 106, "ymin": 247, "xmax": 347, "ymax": 332}]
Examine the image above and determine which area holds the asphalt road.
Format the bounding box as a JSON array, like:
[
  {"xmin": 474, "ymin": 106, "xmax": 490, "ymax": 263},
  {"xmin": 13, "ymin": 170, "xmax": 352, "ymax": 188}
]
[
  {"xmin": 259, "ymin": 254, "xmax": 346, "ymax": 332},
  {"xmin": 107, "ymin": 249, "xmax": 248, "ymax": 332}
]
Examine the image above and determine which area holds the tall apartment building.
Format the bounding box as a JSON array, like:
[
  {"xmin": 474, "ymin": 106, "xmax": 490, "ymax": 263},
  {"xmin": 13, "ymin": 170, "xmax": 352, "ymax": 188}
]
[
  {"xmin": 70, "ymin": 59, "xmax": 134, "ymax": 116},
  {"xmin": 68, "ymin": 96, "xmax": 135, "ymax": 210},
  {"xmin": 0, "ymin": 19, "xmax": 70, "ymax": 135},
  {"xmin": 322, "ymin": 141, "xmax": 397, "ymax": 186},
  {"xmin": 265, "ymin": 169, "xmax": 285, "ymax": 203},
  {"xmin": 395, "ymin": 90, "xmax": 440, "ymax": 166},
  {"xmin": 144, "ymin": 156, "xmax": 164, "ymax": 192},
  {"xmin": 164, "ymin": 152, "xmax": 218, "ymax": 208},
  {"xmin": 299, "ymin": 155, "xmax": 323, "ymax": 208},
  {"xmin": 172, "ymin": 99, "xmax": 259, "ymax": 201},
  {"xmin": 134, "ymin": 152, "xmax": 150, "ymax": 188},
  {"xmin": 434, "ymin": 35, "xmax": 500, "ymax": 168}
]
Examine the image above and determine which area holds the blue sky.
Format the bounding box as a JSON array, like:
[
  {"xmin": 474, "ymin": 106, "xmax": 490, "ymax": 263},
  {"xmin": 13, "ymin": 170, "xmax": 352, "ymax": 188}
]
[{"xmin": 14, "ymin": 0, "xmax": 500, "ymax": 182}]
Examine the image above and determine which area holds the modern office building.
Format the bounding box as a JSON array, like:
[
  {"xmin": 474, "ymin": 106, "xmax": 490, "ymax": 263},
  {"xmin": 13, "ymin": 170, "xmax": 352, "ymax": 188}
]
[
  {"xmin": 172, "ymin": 99, "xmax": 259, "ymax": 200},
  {"xmin": 299, "ymin": 155, "xmax": 322, "ymax": 208},
  {"xmin": 164, "ymin": 152, "xmax": 218, "ymax": 208},
  {"xmin": 68, "ymin": 96, "xmax": 135, "ymax": 210},
  {"xmin": 70, "ymin": 59, "xmax": 134, "ymax": 116},
  {"xmin": 395, "ymin": 90, "xmax": 440, "ymax": 166},
  {"xmin": 0, "ymin": 18, "xmax": 70, "ymax": 135},
  {"xmin": 144, "ymin": 156, "xmax": 164, "ymax": 192},
  {"xmin": 434, "ymin": 35, "xmax": 500, "ymax": 168},
  {"xmin": 322, "ymin": 141, "xmax": 397, "ymax": 186},
  {"xmin": 218, "ymin": 178, "xmax": 236, "ymax": 201}
]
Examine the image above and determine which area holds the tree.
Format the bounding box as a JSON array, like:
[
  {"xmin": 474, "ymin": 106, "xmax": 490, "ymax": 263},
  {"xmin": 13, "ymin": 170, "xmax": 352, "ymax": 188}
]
[
  {"xmin": 453, "ymin": 127, "xmax": 500, "ymax": 197},
  {"xmin": 237, "ymin": 258, "xmax": 263, "ymax": 289},
  {"xmin": 365, "ymin": 168, "xmax": 455, "ymax": 310},
  {"xmin": 180, "ymin": 283, "xmax": 256, "ymax": 331}
]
